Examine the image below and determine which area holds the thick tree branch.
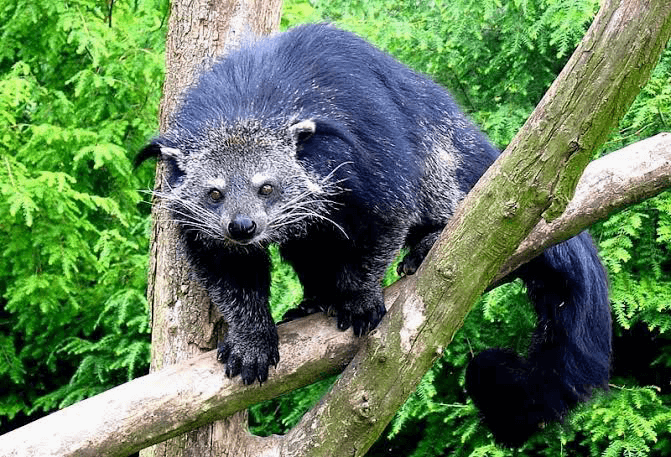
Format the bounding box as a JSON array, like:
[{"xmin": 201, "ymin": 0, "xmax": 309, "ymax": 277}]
[{"xmin": 0, "ymin": 133, "xmax": 669, "ymax": 457}]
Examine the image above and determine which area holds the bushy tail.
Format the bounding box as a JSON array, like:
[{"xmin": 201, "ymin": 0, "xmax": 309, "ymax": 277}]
[{"xmin": 466, "ymin": 232, "xmax": 612, "ymax": 447}]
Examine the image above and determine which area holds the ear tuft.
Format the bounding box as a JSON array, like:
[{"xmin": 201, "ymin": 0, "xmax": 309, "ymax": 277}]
[
  {"xmin": 159, "ymin": 146, "xmax": 184, "ymax": 160},
  {"xmin": 289, "ymin": 119, "xmax": 316, "ymax": 144},
  {"xmin": 134, "ymin": 142, "xmax": 185, "ymax": 169},
  {"xmin": 134, "ymin": 143, "xmax": 162, "ymax": 168}
]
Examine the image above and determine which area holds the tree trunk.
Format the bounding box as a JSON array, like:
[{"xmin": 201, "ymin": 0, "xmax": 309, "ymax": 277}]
[{"xmin": 141, "ymin": 1, "xmax": 282, "ymax": 456}]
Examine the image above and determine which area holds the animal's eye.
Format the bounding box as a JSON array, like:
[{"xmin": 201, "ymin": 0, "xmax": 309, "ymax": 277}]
[
  {"xmin": 259, "ymin": 184, "xmax": 274, "ymax": 196},
  {"xmin": 208, "ymin": 189, "xmax": 223, "ymax": 202}
]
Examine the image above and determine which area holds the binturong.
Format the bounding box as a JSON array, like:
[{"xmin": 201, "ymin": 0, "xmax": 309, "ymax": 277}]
[{"xmin": 137, "ymin": 24, "xmax": 612, "ymax": 447}]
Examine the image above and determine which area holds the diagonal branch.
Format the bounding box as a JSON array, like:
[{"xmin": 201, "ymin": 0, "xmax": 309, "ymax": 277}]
[{"xmin": 0, "ymin": 132, "xmax": 669, "ymax": 457}]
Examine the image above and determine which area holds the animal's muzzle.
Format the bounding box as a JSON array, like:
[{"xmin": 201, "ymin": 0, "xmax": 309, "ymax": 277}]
[{"xmin": 228, "ymin": 215, "xmax": 257, "ymax": 241}]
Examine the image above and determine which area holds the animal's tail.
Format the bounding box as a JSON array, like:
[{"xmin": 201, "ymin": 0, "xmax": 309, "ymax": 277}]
[{"xmin": 465, "ymin": 231, "xmax": 612, "ymax": 447}]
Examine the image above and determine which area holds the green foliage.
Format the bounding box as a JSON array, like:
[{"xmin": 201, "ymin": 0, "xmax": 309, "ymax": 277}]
[
  {"xmin": 269, "ymin": 244, "xmax": 304, "ymax": 322},
  {"xmin": 597, "ymin": 198, "xmax": 671, "ymax": 334},
  {"xmin": 249, "ymin": 375, "xmax": 337, "ymax": 436},
  {"xmin": 0, "ymin": 0, "xmax": 166, "ymax": 432},
  {"xmin": 569, "ymin": 387, "xmax": 671, "ymax": 457}
]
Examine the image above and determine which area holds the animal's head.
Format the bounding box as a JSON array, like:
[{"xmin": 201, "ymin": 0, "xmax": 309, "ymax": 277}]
[{"xmin": 137, "ymin": 119, "xmax": 343, "ymax": 246}]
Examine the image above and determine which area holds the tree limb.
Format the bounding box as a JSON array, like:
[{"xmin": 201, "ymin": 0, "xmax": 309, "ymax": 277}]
[{"xmin": 0, "ymin": 133, "xmax": 669, "ymax": 457}]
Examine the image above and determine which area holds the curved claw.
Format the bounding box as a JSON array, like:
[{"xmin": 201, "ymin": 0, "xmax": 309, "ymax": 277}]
[
  {"xmin": 216, "ymin": 331, "xmax": 279, "ymax": 385},
  {"xmin": 337, "ymin": 302, "xmax": 386, "ymax": 336},
  {"xmin": 280, "ymin": 299, "xmax": 325, "ymax": 323}
]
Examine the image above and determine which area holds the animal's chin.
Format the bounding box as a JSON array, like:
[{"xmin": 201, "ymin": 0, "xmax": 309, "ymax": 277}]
[
  {"xmin": 225, "ymin": 235, "xmax": 265, "ymax": 246},
  {"xmin": 230, "ymin": 239, "xmax": 254, "ymax": 245}
]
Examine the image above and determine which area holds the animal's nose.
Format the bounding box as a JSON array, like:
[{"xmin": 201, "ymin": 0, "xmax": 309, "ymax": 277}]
[{"xmin": 228, "ymin": 215, "xmax": 257, "ymax": 241}]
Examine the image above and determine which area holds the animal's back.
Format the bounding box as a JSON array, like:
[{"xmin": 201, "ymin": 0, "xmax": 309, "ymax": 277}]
[{"xmin": 176, "ymin": 24, "xmax": 497, "ymax": 216}]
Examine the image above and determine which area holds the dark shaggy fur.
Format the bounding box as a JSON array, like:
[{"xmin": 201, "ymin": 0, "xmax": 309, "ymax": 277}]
[{"xmin": 137, "ymin": 24, "xmax": 612, "ymax": 446}]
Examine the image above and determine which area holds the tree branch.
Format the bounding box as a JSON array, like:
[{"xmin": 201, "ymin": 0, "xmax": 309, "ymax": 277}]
[{"xmin": 0, "ymin": 133, "xmax": 669, "ymax": 457}]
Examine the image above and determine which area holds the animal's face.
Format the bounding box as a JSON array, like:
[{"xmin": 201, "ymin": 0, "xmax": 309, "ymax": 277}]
[{"xmin": 155, "ymin": 120, "xmax": 335, "ymax": 246}]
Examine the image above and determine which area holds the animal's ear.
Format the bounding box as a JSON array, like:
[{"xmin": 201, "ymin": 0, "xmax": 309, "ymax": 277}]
[
  {"xmin": 134, "ymin": 141, "xmax": 186, "ymax": 170},
  {"xmin": 289, "ymin": 119, "xmax": 316, "ymax": 145}
]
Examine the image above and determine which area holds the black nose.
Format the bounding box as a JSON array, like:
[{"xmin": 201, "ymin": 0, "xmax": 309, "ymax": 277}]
[{"xmin": 228, "ymin": 216, "xmax": 257, "ymax": 241}]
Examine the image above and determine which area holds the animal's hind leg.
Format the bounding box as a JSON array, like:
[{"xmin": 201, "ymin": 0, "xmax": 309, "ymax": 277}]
[{"xmin": 398, "ymin": 228, "xmax": 442, "ymax": 276}]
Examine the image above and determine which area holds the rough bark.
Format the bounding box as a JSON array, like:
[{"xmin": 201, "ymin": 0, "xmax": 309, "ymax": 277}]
[
  {"xmin": 142, "ymin": 1, "xmax": 282, "ymax": 456},
  {"xmin": 1, "ymin": 133, "xmax": 669, "ymax": 457}
]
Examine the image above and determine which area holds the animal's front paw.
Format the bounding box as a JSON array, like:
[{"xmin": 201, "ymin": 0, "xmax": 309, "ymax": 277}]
[
  {"xmin": 217, "ymin": 327, "xmax": 279, "ymax": 385},
  {"xmin": 337, "ymin": 296, "xmax": 386, "ymax": 337}
]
